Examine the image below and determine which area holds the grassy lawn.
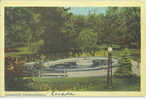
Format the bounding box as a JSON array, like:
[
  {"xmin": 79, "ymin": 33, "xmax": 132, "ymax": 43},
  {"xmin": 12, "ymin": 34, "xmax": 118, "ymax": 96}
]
[
  {"xmin": 94, "ymin": 49, "xmax": 139, "ymax": 61},
  {"xmin": 6, "ymin": 47, "xmax": 139, "ymax": 61},
  {"xmin": 21, "ymin": 76, "xmax": 140, "ymax": 91},
  {"xmin": 5, "ymin": 47, "xmax": 34, "ymax": 57}
]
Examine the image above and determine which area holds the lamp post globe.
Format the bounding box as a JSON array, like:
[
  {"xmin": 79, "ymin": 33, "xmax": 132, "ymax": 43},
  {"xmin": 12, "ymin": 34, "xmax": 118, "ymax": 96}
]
[{"xmin": 108, "ymin": 47, "xmax": 112, "ymax": 53}]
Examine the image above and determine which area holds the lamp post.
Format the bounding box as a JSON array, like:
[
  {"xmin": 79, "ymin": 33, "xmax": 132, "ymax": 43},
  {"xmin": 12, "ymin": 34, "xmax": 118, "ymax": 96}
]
[{"xmin": 107, "ymin": 46, "xmax": 112, "ymax": 88}]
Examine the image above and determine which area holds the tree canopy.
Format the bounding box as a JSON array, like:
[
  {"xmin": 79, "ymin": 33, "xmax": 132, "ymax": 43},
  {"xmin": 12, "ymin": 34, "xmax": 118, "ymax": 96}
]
[{"xmin": 5, "ymin": 7, "xmax": 140, "ymax": 56}]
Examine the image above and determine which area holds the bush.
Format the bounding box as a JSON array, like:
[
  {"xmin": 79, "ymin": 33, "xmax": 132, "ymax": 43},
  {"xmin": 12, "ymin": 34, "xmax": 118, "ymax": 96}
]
[{"xmin": 114, "ymin": 48, "xmax": 133, "ymax": 78}]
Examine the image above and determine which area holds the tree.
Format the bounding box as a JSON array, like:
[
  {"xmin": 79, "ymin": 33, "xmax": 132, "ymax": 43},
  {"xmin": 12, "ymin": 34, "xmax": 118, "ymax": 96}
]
[
  {"xmin": 61, "ymin": 15, "xmax": 79, "ymax": 52},
  {"xmin": 38, "ymin": 7, "xmax": 72, "ymax": 54},
  {"xmin": 114, "ymin": 48, "xmax": 133, "ymax": 78},
  {"xmin": 5, "ymin": 8, "xmax": 42, "ymax": 48},
  {"xmin": 120, "ymin": 7, "xmax": 140, "ymax": 49},
  {"xmin": 103, "ymin": 7, "xmax": 122, "ymax": 45},
  {"xmin": 77, "ymin": 28, "xmax": 98, "ymax": 52}
]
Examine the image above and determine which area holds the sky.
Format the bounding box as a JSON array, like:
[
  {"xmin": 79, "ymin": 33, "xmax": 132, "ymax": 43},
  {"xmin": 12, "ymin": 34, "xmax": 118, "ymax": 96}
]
[{"xmin": 68, "ymin": 7, "xmax": 107, "ymax": 15}]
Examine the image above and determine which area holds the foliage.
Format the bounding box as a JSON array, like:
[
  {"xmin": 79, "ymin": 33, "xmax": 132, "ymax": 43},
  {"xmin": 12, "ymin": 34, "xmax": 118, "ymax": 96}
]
[
  {"xmin": 5, "ymin": 61, "xmax": 27, "ymax": 90},
  {"xmin": 5, "ymin": 7, "xmax": 140, "ymax": 56},
  {"xmin": 114, "ymin": 48, "xmax": 134, "ymax": 78},
  {"xmin": 31, "ymin": 40, "xmax": 44, "ymax": 53}
]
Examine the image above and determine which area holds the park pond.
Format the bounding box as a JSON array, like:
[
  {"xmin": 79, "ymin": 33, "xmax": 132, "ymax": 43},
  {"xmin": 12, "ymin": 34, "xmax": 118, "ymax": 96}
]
[{"xmin": 22, "ymin": 56, "xmax": 119, "ymax": 78}]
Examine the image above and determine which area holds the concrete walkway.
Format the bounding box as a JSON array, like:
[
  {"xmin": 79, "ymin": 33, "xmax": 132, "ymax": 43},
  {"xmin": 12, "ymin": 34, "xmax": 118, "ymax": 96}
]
[
  {"xmin": 131, "ymin": 60, "xmax": 140, "ymax": 76},
  {"xmin": 67, "ymin": 67, "xmax": 117, "ymax": 77}
]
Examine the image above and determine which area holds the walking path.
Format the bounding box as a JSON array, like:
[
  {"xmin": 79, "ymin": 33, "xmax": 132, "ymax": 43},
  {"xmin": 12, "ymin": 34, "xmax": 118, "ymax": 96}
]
[
  {"xmin": 67, "ymin": 67, "xmax": 117, "ymax": 77},
  {"xmin": 131, "ymin": 60, "xmax": 140, "ymax": 76}
]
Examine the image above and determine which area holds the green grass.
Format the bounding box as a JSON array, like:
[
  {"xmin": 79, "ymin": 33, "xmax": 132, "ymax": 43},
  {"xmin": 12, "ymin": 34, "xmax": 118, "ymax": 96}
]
[
  {"xmin": 5, "ymin": 46, "xmax": 34, "ymax": 57},
  {"xmin": 91, "ymin": 49, "xmax": 139, "ymax": 61},
  {"xmin": 20, "ymin": 76, "xmax": 140, "ymax": 91},
  {"xmin": 6, "ymin": 44, "xmax": 139, "ymax": 61}
]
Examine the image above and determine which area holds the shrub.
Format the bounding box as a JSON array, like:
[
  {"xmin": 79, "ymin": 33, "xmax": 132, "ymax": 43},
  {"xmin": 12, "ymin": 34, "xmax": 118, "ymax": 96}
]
[{"xmin": 114, "ymin": 48, "xmax": 134, "ymax": 78}]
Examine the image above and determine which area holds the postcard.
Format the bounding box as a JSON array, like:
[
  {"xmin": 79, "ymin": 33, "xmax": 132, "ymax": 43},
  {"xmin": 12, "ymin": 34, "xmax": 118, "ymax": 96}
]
[{"xmin": 0, "ymin": 0, "xmax": 146, "ymax": 96}]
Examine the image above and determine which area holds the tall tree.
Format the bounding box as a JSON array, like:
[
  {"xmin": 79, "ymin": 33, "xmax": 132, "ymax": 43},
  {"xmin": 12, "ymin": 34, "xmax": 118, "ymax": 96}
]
[{"xmin": 38, "ymin": 7, "xmax": 71, "ymax": 54}]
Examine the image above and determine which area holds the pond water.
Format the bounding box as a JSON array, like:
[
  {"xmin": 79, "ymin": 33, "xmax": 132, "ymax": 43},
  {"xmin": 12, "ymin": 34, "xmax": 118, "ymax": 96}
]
[{"xmin": 23, "ymin": 56, "xmax": 119, "ymax": 78}]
